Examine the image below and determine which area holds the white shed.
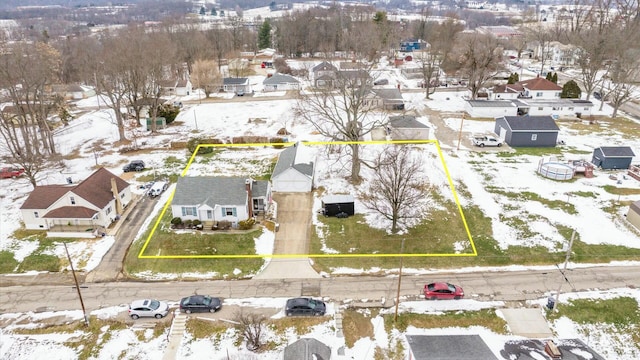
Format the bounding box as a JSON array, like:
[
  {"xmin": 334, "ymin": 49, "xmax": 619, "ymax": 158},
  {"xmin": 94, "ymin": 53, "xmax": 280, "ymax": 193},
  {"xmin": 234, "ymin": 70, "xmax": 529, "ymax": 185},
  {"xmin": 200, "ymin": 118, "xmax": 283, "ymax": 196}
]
[
  {"xmin": 271, "ymin": 143, "xmax": 315, "ymax": 192},
  {"xmin": 627, "ymin": 200, "xmax": 640, "ymax": 232}
]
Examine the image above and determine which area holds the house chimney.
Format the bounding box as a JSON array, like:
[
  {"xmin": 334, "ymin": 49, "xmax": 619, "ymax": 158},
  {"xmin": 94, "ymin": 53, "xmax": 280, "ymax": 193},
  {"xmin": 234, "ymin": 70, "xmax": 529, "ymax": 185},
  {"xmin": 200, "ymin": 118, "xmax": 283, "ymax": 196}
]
[
  {"xmin": 245, "ymin": 178, "xmax": 253, "ymax": 218},
  {"xmin": 111, "ymin": 177, "xmax": 123, "ymax": 215}
]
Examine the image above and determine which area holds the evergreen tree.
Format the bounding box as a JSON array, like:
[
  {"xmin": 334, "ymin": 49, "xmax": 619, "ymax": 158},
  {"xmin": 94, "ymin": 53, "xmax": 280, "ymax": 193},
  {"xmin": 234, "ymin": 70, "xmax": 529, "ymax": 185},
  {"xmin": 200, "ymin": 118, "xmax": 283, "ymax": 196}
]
[
  {"xmin": 199, "ymin": 6, "xmax": 206, "ymax": 15},
  {"xmin": 211, "ymin": 7, "xmax": 217, "ymax": 16},
  {"xmin": 258, "ymin": 20, "xmax": 272, "ymax": 49},
  {"xmin": 561, "ymin": 80, "xmax": 582, "ymax": 98},
  {"xmin": 552, "ymin": 72, "xmax": 558, "ymax": 84},
  {"xmin": 507, "ymin": 72, "xmax": 519, "ymax": 84},
  {"xmin": 513, "ymin": 72, "xmax": 519, "ymax": 82},
  {"xmin": 545, "ymin": 72, "xmax": 553, "ymax": 81}
]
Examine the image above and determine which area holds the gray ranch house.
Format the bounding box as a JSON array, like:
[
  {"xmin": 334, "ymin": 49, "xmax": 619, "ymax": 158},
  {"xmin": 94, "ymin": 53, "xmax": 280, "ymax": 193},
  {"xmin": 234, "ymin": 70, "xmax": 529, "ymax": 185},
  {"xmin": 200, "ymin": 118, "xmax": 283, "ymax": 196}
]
[
  {"xmin": 494, "ymin": 116, "xmax": 559, "ymax": 147},
  {"xmin": 171, "ymin": 177, "xmax": 270, "ymax": 228},
  {"xmin": 271, "ymin": 143, "xmax": 316, "ymax": 192},
  {"xmin": 20, "ymin": 167, "xmax": 132, "ymax": 237},
  {"xmin": 591, "ymin": 146, "xmax": 635, "ymax": 169},
  {"xmin": 222, "ymin": 77, "xmax": 251, "ymax": 93},
  {"xmin": 262, "ymin": 73, "xmax": 300, "ymax": 92}
]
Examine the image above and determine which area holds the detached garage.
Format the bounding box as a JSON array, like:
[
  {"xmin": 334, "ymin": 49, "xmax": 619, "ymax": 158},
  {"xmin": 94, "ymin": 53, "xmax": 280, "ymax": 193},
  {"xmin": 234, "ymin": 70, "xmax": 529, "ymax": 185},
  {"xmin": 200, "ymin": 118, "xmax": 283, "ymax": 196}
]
[
  {"xmin": 494, "ymin": 116, "xmax": 559, "ymax": 147},
  {"xmin": 591, "ymin": 146, "xmax": 635, "ymax": 169},
  {"xmin": 271, "ymin": 142, "xmax": 315, "ymax": 192},
  {"xmin": 628, "ymin": 200, "xmax": 640, "ymax": 232}
]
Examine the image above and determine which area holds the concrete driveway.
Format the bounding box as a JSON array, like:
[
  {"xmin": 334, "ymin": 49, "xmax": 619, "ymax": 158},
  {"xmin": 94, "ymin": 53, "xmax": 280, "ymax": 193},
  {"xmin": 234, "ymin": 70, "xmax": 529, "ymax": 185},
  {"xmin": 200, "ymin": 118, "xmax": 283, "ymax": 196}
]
[{"xmin": 254, "ymin": 193, "xmax": 321, "ymax": 279}]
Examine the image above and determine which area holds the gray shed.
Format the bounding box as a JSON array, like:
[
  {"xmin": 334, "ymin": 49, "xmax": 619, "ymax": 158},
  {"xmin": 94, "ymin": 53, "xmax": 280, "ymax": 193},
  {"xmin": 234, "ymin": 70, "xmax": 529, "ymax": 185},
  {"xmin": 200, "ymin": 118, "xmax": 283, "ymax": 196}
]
[
  {"xmin": 591, "ymin": 146, "xmax": 635, "ymax": 169},
  {"xmin": 406, "ymin": 335, "xmax": 498, "ymax": 360},
  {"xmin": 627, "ymin": 200, "xmax": 640, "ymax": 232},
  {"xmin": 494, "ymin": 116, "xmax": 559, "ymax": 147},
  {"xmin": 283, "ymin": 338, "xmax": 331, "ymax": 360}
]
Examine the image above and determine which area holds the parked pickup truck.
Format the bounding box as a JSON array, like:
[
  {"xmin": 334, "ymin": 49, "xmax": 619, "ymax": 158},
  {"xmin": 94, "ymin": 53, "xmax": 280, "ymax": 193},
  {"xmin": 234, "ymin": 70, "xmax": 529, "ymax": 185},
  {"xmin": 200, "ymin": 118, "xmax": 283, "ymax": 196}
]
[
  {"xmin": 0, "ymin": 167, "xmax": 25, "ymax": 179},
  {"xmin": 472, "ymin": 135, "xmax": 503, "ymax": 147}
]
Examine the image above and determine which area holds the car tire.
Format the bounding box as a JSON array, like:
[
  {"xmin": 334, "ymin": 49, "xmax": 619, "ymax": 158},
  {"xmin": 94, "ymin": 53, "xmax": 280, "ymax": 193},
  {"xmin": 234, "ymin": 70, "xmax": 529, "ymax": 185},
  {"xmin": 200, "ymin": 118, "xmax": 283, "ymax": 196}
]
[
  {"xmin": 209, "ymin": 308, "xmax": 216, "ymax": 313},
  {"xmin": 479, "ymin": 143, "xmax": 485, "ymax": 148},
  {"xmin": 155, "ymin": 314, "xmax": 163, "ymax": 319},
  {"xmin": 454, "ymin": 296, "xmax": 461, "ymax": 300},
  {"xmin": 497, "ymin": 143, "xmax": 502, "ymax": 147},
  {"xmin": 314, "ymin": 312, "xmax": 323, "ymax": 316},
  {"xmin": 430, "ymin": 296, "xmax": 437, "ymax": 300},
  {"xmin": 131, "ymin": 314, "xmax": 139, "ymax": 320},
  {"xmin": 286, "ymin": 312, "xmax": 292, "ymax": 316},
  {"xmin": 185, "ymin": 309, "xmax": 192, "ymax": 314}
]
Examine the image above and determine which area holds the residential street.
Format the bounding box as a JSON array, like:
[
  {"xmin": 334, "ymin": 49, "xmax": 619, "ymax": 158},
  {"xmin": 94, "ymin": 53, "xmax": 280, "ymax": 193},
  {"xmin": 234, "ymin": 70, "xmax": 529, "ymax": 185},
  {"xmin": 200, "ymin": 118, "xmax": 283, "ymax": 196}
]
[{"xmin": 1, "ymin": 264, "xmax": 638, "ymax": 314}]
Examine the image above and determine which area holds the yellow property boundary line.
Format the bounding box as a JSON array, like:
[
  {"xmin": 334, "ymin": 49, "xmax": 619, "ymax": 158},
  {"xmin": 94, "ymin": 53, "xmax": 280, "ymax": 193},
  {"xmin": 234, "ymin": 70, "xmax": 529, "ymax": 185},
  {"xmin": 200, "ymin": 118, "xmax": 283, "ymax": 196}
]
[{"xmin": 138, "ymin": 140, "xmax": 477, "ymax": 259}]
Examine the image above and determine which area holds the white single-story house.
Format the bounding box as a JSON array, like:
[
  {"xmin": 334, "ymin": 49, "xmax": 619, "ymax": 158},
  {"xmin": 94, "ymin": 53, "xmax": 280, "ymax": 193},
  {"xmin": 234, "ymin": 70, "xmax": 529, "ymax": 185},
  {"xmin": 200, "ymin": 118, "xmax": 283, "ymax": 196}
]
[
  {"xmin": 223, "ymin": 77, "xmax": 251, "ymax": 93},
  {"xmin": 20, "ymin": 168, "xmax": 132, "ymax": 237},
  {"xmin": 466, "ymin": 100, "xmax": 518, "ymax": 118},
  {"xmin": 171, "ymin": 177, "xmax": 271, "ymax": 228},
  {"xmin": 50, "ymin": 84, "xmax": 96, "ymax": 100},
  {"xmin": 159, "ymin": 79, "xmax": 193, "ymax": 96},
  {"xmin": 271, "ymin": 143, "xmax": 316, "ymax": 192},
  {"xmin": 262, "ymin": 73, "xmax": 300, "ymax": 92}
]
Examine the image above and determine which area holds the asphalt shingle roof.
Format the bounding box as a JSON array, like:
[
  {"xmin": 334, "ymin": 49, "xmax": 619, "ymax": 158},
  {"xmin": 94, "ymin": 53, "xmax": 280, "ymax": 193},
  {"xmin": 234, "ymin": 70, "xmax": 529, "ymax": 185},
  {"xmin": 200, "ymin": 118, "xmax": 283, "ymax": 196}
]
[
  {"xmin": 406, "ymin": 335, "xmax": 498, "ymax": 360},
  {"xmin": 272, "ymin": 144, "xmax": 314, "ymax": 179},
  {"xmin": 501, "ymin": 116, "xmax": 560, "ymax": 132},
  {"xmin": 263, "ymin": 73, "xmax": 299, "ymax": 85},
  {"xmin": 597, "ymin": 146, "xmax": 635, "ymax": 157},
  {"xmin": 390, "ymin": 115, "xmax": 429, "ymax": 129},
  {"xmin": 172, "ymin": 177, "xmax": 268, "ymax": 207}
]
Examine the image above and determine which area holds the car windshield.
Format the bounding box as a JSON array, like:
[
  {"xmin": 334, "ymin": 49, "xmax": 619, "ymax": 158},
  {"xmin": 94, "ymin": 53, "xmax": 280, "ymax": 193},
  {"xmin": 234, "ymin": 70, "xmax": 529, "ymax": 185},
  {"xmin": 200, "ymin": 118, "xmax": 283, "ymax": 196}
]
[
  {"xmin": 307, "ymin": 299, "xmax": 318, "ymax": 309},
  {"xmin": 427, "ymin": 284, "xmax": 435, "ymax": 291},
  {"xmin": 149, "ymin": 300, "xmax": 160, "ymax": 310}
]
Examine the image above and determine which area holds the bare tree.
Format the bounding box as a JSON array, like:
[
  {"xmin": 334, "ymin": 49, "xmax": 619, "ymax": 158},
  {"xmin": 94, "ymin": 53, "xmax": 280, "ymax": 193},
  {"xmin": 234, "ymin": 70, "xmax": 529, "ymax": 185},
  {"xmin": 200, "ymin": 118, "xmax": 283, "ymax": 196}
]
[
  {"xmin": 359, "ymin": 145, "xmax": 430, "ymax": 234},
  {"xmin": 450, "ymin": 33, "xmax": 503, "ymax": 99},
  {"xmin": 191, "ymin": 59, "xmax": 221, "ymax": 98},
  {"xmin": 571, "ymin": 28, "xmax": 611, "ymax": 101},
  {"xmin": 602, "ymin": 47, "xmax": 640, "ymax": 118},
  {"xmin": 234, "ymin": 311, "xmax": 266, "ymax": 352},
  {"xmin": 523, "ymin": 23, "xmax": 558, "ymax": 75},
  {"xmin": 0, "ymin": 41, "xmax": 61, "ymax": 186},
  {"xmin": 295, "ymin": 66, "xmax": 387, "ymax": 183}
]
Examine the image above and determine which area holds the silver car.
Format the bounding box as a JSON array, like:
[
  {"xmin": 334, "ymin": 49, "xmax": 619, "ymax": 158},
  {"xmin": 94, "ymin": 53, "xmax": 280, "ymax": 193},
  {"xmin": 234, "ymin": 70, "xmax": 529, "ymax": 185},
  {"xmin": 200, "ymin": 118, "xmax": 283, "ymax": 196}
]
[{"xmin": 128, "ymin": 299, "xmax": 170, "ymax": 319}]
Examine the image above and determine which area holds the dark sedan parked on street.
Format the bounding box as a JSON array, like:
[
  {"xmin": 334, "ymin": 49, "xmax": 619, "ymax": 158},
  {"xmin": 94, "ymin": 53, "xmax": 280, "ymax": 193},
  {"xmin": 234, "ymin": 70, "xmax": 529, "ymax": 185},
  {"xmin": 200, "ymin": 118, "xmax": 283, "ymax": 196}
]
[
  {"xmin": 179, "ymin": 295, "xmax": 222, "ymax": 314},
  {"xmin": 285, "ymin": 297, "xmax": 326, "ymax": 316},
  {"xmin": 423, "ymin": 282, "xmax": 464, "ymax": 300}
]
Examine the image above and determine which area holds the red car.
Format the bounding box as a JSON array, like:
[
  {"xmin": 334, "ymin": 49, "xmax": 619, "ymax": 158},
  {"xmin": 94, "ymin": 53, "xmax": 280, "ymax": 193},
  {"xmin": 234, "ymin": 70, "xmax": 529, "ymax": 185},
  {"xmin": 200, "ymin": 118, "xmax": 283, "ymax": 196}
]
[
  {"xmin": 0, "ymin": 167, "xmax": 25, "ymax": 179},
  {"xmin": 424, "ymin": 282, "xmax": 464, "ymax": 300}
]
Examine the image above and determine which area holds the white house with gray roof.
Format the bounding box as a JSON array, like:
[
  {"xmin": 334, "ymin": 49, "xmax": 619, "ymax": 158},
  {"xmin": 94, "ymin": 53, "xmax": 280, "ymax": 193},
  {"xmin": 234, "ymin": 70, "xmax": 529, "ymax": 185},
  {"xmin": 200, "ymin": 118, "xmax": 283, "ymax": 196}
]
[
  {"xmin": 171, "ymin": 177, "xmax": 270, "ymax": 228},
  {"xmin": 271, "ymin": 143, "xmax": 315, "ymax": 192},
  {"xmin": 262, "ymin": 73, "xmax": 300, "ymax": 92},
  {"xmin": 388, "ymin": 115, "xmax": 431, "ymax": 140}
]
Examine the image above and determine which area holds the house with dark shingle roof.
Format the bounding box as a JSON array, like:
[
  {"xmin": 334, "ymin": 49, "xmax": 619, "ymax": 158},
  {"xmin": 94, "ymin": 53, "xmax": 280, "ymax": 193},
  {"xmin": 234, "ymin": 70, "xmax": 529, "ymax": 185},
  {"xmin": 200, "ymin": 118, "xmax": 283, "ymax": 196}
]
[
  {"xmin": 591, "ymin": 146, "xmax": 635, "ymax": 169},
  {"xmin": 20, "ymin": 168, "xmax": 131, "ymax": 235},
  {"xmin": 406, "ymin": 335, "xmax": 498, "ymax": 360},
  {"xmin": 271, "ymin": 142, "xmax": 315, "ymax": 192},
  {"xmin": 170, "ymin": 177, "xmax": 270, "ymax": 228},
  {"xmin": 312, "ymin": 61, "xmax": 338, "ymax": 87},
  {"xmin": 494, "ymin": 115, "xmax": 559, "ymax": 147}
]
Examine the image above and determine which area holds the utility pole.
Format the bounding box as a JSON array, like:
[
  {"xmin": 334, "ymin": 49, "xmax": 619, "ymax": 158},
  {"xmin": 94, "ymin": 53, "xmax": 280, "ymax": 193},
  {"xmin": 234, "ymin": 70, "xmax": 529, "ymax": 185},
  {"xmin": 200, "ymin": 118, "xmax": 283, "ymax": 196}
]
[
  {"xmin": 394, "ymin": 238, "xmax": 405, "ymax": 323},
  {"xmin": 64, "ymin": 242, "xmax": 89, "ymax": 326},
  {"xmin": 553, "ymin": 230, "xmax": 576, "ymax": 311}
]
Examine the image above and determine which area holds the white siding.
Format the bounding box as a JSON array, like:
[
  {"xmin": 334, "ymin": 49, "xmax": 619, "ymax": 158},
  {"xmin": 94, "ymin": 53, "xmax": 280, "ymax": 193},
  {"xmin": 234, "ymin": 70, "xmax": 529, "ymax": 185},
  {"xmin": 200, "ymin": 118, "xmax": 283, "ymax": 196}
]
[{"xmin": 272, "ymin": 168, "xmax": 312, "ymax": 192}]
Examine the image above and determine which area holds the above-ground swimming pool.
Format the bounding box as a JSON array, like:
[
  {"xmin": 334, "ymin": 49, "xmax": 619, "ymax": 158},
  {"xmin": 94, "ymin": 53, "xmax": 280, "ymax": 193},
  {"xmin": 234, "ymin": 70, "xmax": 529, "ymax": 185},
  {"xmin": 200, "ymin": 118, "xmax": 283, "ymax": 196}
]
[{"xmin": 538, "ymin": 162, "xmax": 575, "ymax": 180}]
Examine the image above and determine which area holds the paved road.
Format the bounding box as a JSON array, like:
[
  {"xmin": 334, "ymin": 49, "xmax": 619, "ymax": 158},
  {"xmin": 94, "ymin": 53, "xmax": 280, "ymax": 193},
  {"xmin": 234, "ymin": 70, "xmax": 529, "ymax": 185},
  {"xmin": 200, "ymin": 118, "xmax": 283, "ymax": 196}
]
[{"xmin": 1, "ymin": 264, "xmax": 638, "ymax": 314}]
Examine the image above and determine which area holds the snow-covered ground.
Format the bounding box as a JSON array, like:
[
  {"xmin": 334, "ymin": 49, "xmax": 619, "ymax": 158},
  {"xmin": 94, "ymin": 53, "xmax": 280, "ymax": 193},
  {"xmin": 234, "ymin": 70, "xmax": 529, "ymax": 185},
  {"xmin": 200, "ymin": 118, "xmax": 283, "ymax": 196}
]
[{"xmin": 1, "ymin": 57, "xmax": 640, "ymax": 359}]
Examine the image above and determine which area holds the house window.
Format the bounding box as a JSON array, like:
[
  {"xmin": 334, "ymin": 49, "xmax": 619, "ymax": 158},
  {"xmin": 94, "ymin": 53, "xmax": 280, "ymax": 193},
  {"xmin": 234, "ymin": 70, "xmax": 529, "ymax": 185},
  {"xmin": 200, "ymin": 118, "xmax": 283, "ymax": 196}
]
[
  {"xmin": 222, "ymin": 207, "xmax": 237, "ymax": 217},
  {"xmin": 206, "ymin": 210, "xmax": 213, "ymax": 219},
  {"xmin": 536, "ymin": 92, "xmax": 543, "ymax": 97},
  {"xmin": 538, "ymin": 107, "xmax": 544, "ymax": 111},
  {"xmin": 531, "ymin": 134, "xmax": 538, "ymax": 141},
  {"xmin": 105, "ymin": 206, "xmax": 112, "ymax": 215},
  {"xmin": 70, "ymin": 196, "xmax": 76, "ymax": 205},
  {"xmin": 34, "ymin": 211, "xmax": 39, "ymax": 218},
  {"xmin": 254, "ymin": 198, "xmax": 265, "ymax": 210},
  {"xmin": 584, "ymin": 107, "xmax": 589, "ymax": 111},
  {"xmin": 552, "ymin": 107, "xmax": 560, "ymax": 110},
  {"xmin": 181, "ymin": 207, "xmax": 197, "ymax": 216},
  {"xmin": 568, "ymin": 107, "xmax": 574, "ymax": 111}
]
